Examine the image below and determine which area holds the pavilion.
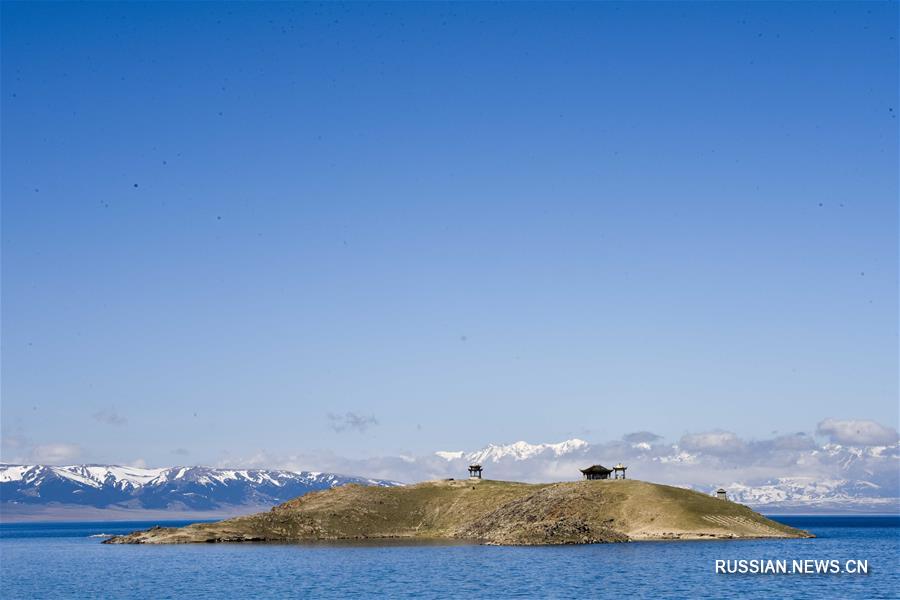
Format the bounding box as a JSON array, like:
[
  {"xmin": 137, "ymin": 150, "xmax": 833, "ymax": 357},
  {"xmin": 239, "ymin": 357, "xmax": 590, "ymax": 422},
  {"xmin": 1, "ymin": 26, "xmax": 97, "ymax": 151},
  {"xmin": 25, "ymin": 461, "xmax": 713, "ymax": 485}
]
[{"xmin": 579, "ymin": 464, "xmax": 613, "ymax": 480}]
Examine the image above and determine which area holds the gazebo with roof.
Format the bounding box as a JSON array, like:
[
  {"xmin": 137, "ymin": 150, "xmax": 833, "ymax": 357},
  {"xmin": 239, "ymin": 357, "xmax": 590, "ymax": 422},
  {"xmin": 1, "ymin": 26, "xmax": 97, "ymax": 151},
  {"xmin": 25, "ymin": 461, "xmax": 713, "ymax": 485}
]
[{"xmin": 580, "ymin": 464, "xmax": 613, "ymax": 480}]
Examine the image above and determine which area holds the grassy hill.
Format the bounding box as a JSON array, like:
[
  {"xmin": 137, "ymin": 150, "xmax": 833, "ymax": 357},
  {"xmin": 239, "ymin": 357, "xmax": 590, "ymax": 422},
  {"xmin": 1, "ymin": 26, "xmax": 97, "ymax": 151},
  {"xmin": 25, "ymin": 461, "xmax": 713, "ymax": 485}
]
[{"xmin": 105, "ymin": 479, "xmax": 812, "ymax": 545}]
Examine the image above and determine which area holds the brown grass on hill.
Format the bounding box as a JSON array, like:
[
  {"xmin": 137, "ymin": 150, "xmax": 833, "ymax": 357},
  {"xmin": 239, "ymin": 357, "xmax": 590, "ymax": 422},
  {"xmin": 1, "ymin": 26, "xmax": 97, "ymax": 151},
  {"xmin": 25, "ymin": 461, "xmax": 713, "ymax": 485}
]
[{"xmin": 105, "ymin": 479, "xmax": 812, "ymax": 545}]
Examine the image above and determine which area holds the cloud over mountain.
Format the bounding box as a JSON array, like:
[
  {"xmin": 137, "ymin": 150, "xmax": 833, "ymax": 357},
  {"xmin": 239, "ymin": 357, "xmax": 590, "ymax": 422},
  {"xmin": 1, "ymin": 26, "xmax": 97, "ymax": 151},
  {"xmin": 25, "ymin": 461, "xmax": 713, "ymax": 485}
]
[
  {"xmin": 8, "ymin": 419, "xmax": 894, "ymax": 513},
  {"xmin": 679, "ymin": 431, "xmax": 745, "ymax": 455},
  {"xmin": 622, "ymin": 431, "xmax": 663, "ymax": 445},
  {"xmin": 221, "ymin": 418, "xmax": 899, "ymax": 512},
  {"xmin": 816, "ymin": 418, "xmax": 899, "ymax": 446},
  {"xmin": 28, "ymin": 443, "xmax": 82, "ymax": 464}
]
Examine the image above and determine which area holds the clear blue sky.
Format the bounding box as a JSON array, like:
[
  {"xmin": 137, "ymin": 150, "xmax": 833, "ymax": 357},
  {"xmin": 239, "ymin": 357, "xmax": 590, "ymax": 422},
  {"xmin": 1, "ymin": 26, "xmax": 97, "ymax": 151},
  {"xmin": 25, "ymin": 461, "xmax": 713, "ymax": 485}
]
[{"xmin": 2, "ymin": 2, "xmax": 897, "ymax": 467}]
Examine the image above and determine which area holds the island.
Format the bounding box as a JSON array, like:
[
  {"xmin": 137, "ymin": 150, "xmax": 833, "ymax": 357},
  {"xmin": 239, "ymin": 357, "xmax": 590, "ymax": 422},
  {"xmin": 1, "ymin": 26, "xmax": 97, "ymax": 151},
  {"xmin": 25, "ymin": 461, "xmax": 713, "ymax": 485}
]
[{"xmin": 104, "ymin": 479, "xmax": 813, "ymax": 545}]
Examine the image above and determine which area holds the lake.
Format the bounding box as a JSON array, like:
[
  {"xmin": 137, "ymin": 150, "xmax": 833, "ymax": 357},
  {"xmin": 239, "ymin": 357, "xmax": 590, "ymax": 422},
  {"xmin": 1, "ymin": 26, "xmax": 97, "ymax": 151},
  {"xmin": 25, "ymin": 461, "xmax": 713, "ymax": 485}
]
[{"xmin": 1, "ymin": 516, "xmax": 897, "ymax": 598}]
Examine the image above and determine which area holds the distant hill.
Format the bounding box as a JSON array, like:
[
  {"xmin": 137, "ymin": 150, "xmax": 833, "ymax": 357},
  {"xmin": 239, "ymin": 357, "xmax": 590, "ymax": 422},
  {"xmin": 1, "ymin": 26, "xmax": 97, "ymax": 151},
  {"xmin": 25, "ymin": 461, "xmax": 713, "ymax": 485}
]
[
  {"xmin": 0, "ymin": 464, "xmax": 402, "ymax": 520},
  {"xmin": 105, "ymin": 478, "xmax": 812, "ymax": 545}
]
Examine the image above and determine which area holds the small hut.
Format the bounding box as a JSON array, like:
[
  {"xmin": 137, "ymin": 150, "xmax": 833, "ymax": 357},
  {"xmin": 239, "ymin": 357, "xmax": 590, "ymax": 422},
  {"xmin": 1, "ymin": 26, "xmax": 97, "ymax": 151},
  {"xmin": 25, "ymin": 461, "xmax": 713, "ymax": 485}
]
[
  {"xmin": 716, "ymin": 488, "xmax": 727, "ymax": 500},
  {"xmin": 613, "ymin": 463, "xmax": 627, "ymax": 479},
  {"xmin": 468, "ymin": 464, "xmax": 483, "ymax": 480},
  {"xmin": 580, "ymin": 465, "xmax": 612, "ymax": 480}
]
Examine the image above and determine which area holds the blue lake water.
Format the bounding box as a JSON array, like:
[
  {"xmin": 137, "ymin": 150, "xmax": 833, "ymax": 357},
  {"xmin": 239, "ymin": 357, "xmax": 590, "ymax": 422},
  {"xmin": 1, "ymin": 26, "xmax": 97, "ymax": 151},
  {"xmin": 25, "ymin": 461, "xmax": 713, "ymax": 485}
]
[{"xmin": 1, "ymin": 516, "xmax": 897, "ymax": 598}]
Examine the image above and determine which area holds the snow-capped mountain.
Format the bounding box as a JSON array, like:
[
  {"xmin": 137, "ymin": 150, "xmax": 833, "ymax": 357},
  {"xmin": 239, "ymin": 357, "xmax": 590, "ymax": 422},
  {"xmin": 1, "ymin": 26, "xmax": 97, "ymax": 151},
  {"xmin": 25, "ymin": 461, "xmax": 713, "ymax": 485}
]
[
  {"xmin": 5, "ymin": 436, "xmax": 896, "ymax": 516},
  {"xmin": 436, "ymin": 439, "xmax": 590, "ymax": 464},
  {"xmin": 718, "ymin": 477, "xmax": 898, "ymax": 512},
  {"xmin": 0, "ymin": 464, "xmax": 402, "ymax": 513}
]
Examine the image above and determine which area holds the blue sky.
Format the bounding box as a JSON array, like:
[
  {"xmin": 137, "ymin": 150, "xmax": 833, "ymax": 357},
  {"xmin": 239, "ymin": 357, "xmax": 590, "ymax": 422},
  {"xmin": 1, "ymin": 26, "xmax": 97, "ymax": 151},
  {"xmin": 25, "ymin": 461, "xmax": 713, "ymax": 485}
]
[{"xmin": 2, "ymin": 2, "xmax": 897, "ymax": 469}]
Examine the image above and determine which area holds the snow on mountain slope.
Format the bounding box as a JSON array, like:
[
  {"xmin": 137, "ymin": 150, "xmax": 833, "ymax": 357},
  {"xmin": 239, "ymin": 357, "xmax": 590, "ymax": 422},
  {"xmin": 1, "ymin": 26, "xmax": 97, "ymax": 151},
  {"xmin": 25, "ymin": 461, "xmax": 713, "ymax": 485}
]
[
  {"xmin": 0, "ymin": 464, "xmax": 168, "ymax": 489},
  {"xmin": 5, "ymin": 439, "xmax": 896, "ymax": 514},
  {"xmin": 437, "ymin": 439, "xmax": 590, "ymax": 464},
  {"xmin": 718, "ymin": 477, "xmax": 897, "ymax": 511},
  {"xmin": 0, "ymin": 464, "xmax": 402, "ymax": 512}
]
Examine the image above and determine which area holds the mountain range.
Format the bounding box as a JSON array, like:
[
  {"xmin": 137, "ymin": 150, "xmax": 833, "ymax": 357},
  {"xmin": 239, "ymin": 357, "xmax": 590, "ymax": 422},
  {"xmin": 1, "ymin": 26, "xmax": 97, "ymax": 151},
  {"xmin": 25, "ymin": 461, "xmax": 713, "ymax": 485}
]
[
  {"xmin": 0, "ymin": 464, "xmax": 401, "ymax": 519},
  {"xmin": 721, "ymin": 477, "xmax": 895, "ymax": 512},
  {"xmin": 3, "ymin": 431, "xmax": 897, "ymax": 519}
]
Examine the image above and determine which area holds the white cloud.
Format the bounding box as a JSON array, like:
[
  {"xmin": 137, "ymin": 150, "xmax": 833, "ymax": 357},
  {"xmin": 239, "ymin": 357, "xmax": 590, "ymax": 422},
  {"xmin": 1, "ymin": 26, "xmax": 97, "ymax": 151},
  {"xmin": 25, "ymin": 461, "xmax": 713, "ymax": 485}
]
[
  {"xmin": 28, "ymin": 443, "xmax": 81, "ymax": 464},
  {"xmin": 622, "ymin": 431, "xmax": 663, "ymax": 444},
  {"xmin": 0, "ymin": 433, "xmax": 28, "ymax": 455},
  {"xmin": 816, "ymin": 419, "xmax": 899, "ymax": 446},
  {"xmin": 679, "ymin": 430, "xmax": 745, "ymax": 455},
  {"xmin": 435, "ymin": 451, "xmax": 464, "ymax": 461}
]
